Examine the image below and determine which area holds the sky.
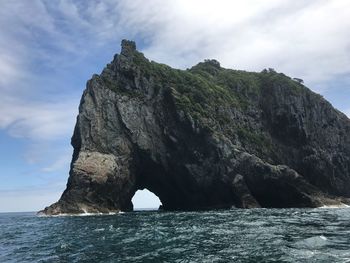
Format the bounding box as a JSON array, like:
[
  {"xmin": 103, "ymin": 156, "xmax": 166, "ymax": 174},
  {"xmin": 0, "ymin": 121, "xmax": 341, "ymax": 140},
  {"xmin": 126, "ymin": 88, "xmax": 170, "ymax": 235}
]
[{"xmin": 0, "ymin": 0, "xmax": 349, "ymax": 212}]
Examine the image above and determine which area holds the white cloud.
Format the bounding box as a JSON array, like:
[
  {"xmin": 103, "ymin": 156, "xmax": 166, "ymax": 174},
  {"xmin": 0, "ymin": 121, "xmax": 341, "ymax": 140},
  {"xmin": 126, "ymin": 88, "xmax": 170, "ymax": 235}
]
[
  {"xmin": 0, "ymin": 0, "xmax": 348, "ymax": 150},
  {"xmin": 0, "ymin": 96, "xmax": 77, "ymax": 140},
  {"xmin": 0, "ymin": 1, "xmax": 81, "ymax": 141},
  {"xmin": 113, "ymin": 0, "xmax": 350, "ymax": 89},
  {"xmin": 0, "ymin": 186, "xmax": 64, "ymax": 212},
  {"xmin": 0, "ymin": 54, "xmax": 25, "ymax": 88},
  {"xmin": 344, "ymin": 109, "xmax": 350, "ymax": 118},
  {"xmin": 2, "ymin": 0, "xmax": 350, "ymax": 98},
  {"xmin": 41, "ymin": 154, "xmax": 71, "ymax": 173}
]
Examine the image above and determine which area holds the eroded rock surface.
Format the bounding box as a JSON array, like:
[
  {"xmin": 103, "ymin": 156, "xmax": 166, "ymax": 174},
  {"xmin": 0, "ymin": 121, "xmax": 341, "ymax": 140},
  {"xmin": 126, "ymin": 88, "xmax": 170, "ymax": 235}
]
[{"xmin": 41, "ymin": 40, "xmax": 350, "ymax": 215}]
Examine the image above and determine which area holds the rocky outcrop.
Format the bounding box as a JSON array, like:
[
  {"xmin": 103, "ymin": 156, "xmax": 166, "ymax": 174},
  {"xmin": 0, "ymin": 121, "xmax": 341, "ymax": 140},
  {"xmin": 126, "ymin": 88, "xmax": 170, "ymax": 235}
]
[{"xmin": 41, "ymin": 40, "xmax": 350, "ymax": 215}]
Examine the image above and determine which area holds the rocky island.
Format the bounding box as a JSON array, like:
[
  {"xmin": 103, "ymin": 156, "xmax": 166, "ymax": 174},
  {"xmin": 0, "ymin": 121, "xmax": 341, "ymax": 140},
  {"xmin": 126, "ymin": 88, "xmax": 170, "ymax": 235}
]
[{"xmin": 41, "ymin": 40, "xmax": 350, "ymax": 215}]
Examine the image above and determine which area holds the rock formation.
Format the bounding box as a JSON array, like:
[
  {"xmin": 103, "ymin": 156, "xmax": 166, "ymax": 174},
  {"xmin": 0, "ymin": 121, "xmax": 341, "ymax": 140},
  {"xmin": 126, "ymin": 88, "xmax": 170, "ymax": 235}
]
[{"xmin": 41, "ymin": 40, "xmax": 350, "ymax": 215}]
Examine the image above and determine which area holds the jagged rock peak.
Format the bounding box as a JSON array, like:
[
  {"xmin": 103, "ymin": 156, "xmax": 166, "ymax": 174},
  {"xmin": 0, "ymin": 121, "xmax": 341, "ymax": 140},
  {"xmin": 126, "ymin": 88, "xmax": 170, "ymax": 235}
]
[
  {"xmin": 203, "ymin": 59, "xmax": 221, "ymax": 68},
  {"xmin": 121, "ymin": 39, "xmax": 137, "ymax": 56},
  {"xmin": 189, "ymin": 59, "xmax": 223, "ymax": 76}
]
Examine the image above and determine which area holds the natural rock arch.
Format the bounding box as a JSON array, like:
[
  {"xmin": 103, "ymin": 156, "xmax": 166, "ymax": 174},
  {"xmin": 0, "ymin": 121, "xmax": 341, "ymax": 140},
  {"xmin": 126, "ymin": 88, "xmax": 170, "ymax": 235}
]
[{"xmin": 40, "ymin": 40, "xmax": 350, "ymax": 215}]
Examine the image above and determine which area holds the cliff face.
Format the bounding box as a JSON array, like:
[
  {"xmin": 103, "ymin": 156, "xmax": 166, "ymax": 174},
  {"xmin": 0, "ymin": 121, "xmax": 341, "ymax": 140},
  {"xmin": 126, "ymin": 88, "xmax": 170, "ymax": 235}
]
[{"xmin": 41, "ymin": 40, "xmax": 350, "ymax": 215}]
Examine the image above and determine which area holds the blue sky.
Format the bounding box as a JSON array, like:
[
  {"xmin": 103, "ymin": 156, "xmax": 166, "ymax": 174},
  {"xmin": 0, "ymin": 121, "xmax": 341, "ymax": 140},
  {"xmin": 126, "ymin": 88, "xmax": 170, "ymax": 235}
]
[{"xmin": 0, "ymin": 0, "xmax": 349, "ymax": 212}]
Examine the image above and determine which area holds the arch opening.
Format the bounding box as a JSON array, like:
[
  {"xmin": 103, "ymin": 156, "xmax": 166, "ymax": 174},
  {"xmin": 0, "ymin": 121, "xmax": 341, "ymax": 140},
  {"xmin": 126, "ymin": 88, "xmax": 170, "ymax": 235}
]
[{"xmin": 131, "ymin": 189, "xmax": 162, "ymax": 211}]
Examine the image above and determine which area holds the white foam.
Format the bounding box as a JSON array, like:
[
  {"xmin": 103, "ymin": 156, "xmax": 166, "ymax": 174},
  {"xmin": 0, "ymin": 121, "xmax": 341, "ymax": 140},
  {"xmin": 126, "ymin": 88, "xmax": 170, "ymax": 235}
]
[
  {"xmin": 319, "ymin": 203, "xmax": 350, "ymax": 208},
  {"xmin": 93, "ymin": 228, "xmax": 105, "ymax": 232},
  {"xmin": 60, "ymin": 243, "xmax": 68, "ymax": 249},
  {"xmin": 38, "ymin": 211, "xmax": 121, "ymax": 217},
  {"xmin": 294, "ymin": 235, "xmax": 328, "ymax": 249}
]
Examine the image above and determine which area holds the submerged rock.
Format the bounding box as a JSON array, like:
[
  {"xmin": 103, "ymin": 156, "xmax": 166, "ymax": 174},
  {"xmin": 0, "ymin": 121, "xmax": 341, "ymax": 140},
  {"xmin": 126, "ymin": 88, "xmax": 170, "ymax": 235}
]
[{"xmin": 41, "ymin": 40, "xmax": 350, "ymax": 215}]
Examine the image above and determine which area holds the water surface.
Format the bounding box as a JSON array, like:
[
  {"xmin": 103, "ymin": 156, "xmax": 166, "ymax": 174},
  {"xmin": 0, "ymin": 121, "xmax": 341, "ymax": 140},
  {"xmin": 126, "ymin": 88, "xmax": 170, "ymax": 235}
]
[{"xmin": 1, "ymin": 208, "xmax": 350, "ymax": 262}]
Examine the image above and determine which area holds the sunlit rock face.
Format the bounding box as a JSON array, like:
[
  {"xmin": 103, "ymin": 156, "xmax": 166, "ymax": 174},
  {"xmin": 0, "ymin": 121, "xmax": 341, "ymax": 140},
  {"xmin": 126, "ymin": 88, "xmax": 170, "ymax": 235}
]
[{"xmin": 41, "ymin": 40, "xmax": 350, "ymax": 215}]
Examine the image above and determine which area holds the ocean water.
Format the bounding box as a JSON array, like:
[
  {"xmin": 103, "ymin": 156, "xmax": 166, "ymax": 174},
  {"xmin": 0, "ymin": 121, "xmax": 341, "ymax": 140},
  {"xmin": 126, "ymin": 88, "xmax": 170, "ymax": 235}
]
[{"xmin": 1, "ymin": 208, "xmax": 350, "ymax": 262}]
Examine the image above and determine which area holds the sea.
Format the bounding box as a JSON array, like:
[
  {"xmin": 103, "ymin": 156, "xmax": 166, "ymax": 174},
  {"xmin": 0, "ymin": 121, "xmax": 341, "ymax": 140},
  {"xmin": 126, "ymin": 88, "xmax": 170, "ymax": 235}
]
[{"xmin": 1, "ymin": 208, "xmax": 350, "ymax": 262}]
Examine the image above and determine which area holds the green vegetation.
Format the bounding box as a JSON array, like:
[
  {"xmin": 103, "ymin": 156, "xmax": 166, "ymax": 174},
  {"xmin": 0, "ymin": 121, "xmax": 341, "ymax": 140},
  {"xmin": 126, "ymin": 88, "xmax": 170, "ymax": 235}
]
[
  {"xmin": 101, "ymin": 73, "xmax": 145, "ymax": 99},
  {"xmin": 236, "ymin": 127, "xmax": 273, "ymax": 154},
  {"xmin": 259, "ymin": 68, "xmax": 305, "ymax": 96},
  {"xmin": 103, "ymin": 49, "xmax": 314, "ymax": 157},
  {"xmin": 125, "ymin": 54, "xmax": 241, "ymax": 121}
]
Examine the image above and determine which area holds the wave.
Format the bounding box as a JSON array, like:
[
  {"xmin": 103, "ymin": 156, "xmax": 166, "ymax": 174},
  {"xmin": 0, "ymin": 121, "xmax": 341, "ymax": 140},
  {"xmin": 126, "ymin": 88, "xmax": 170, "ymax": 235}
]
[
  {"xmin": 38, "ymin": 211, "xmax": 123, "ymax": 217},
  {"xmin": 319, "ymin": 203, "xmax": 350, "ymax": 208}
]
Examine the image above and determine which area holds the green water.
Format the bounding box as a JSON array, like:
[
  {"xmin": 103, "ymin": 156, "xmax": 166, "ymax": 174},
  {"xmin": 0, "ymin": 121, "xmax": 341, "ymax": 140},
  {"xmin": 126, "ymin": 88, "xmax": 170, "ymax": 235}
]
[{"xmin": 1, "ymin": 208, "xmax": 350, "ymax": 262}]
